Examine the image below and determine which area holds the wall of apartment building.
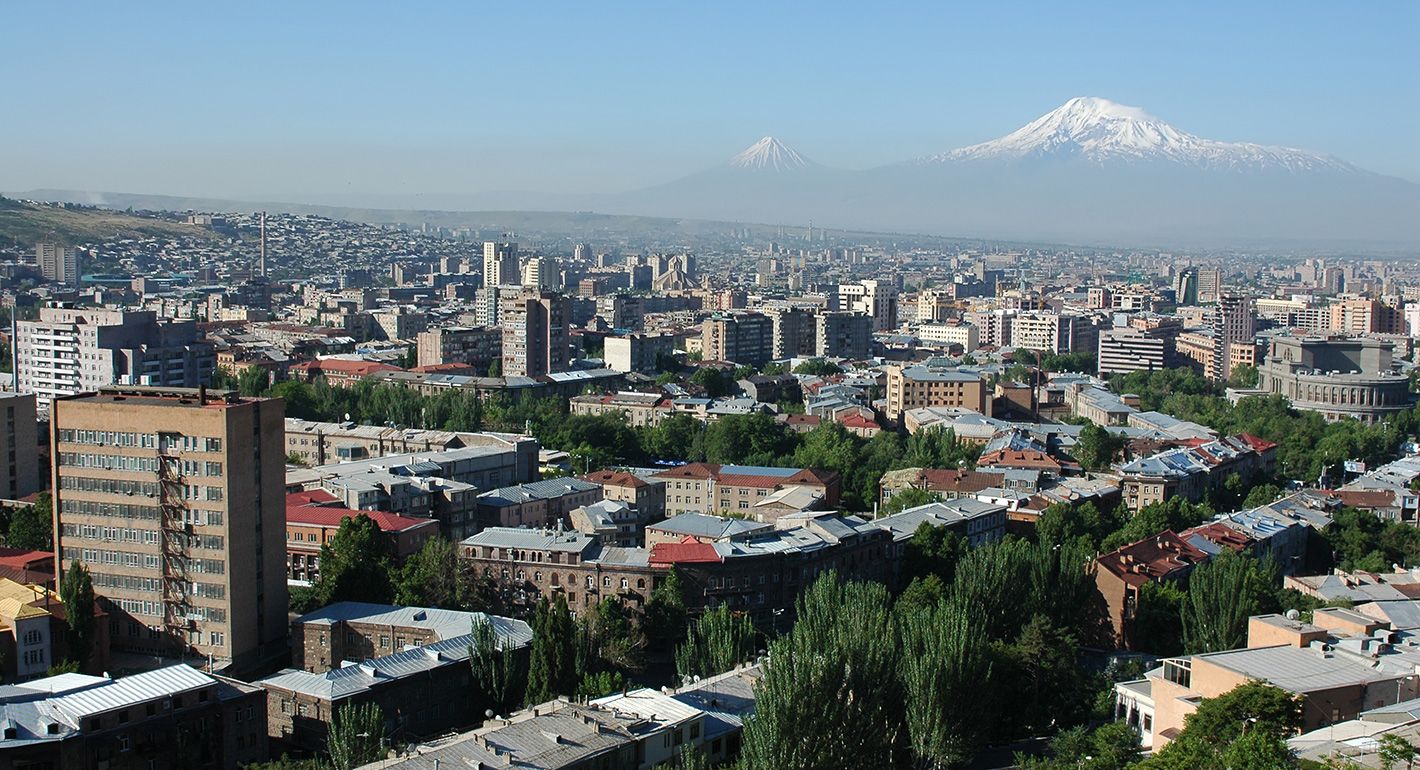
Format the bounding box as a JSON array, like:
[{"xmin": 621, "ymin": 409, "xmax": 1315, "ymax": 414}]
[
  {"xmin": 265, "ymin": 666, "xmax": 476, "ymax": 752},
  {"xmin": 50, "ymin": 390, "xmax": 288, "ymax": 674},
  {"xmin": 0, "ymin": 392, "xmax": 41, "ymax": 500}
]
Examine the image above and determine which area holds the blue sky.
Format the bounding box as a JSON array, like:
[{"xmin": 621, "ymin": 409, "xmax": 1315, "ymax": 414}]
[{"xmin": 3, "ymin": 2, "xmax": 1416, "ymax": 198}]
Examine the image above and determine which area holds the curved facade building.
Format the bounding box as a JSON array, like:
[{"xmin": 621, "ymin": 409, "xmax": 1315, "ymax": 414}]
[{"xmin": 1257, "ymin": 336, "xmax": 1411, "ymax": 424}]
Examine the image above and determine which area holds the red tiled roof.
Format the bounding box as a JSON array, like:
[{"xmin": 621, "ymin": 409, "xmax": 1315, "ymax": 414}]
[
  {"xmin": 410, "ymin": 363, "xmax": 477, "ymax": 374},
  {"xmin": 286, "ymin": 489, "xmax": 340, "ymax": 507},
  {"xmin": 1234, "ymin": 433, "xmax": 1279, "ymax": 453},
  {"xmin": 286, "ymin": 506, "xmax": 435, "ymax": 533},
  {"xmin": 1181, "ymin": 522, "xmax": 1255, "ymax": 553},
  {"xmin": 582, "ymin": 470, "xmax": 650, "ymax": 489},
  {"xmin": 293, "ymin": 359, "xmax": 402, "ymax": 376},
  {"xmin": 784, "ymin": 414, "xmax": 821, "ymax": 425},
  {"xmin": 977, "ymin": 449, "xmax": 1062, "ymax": 470},
  {"xmin": 649, "ymin": 537, "xmax": 722, "ymax": 565},
  {"xmin": 0, "ymin": 547, "xmax": 53, "ymax": 570},
  {"xmin": 1096, "ymin": 530, "xmax": 1209, "ymax": 587},
  {"xmin": 655, "ymin": 463, "xmax": 721, "ymax": 480},
  {"xmin": 838, "ymin": 413, "xmax": 879, "ymax": 430},
  {"xmin": 1333, "ymin": 489, "xmax": 1397, "ymax": 510}
]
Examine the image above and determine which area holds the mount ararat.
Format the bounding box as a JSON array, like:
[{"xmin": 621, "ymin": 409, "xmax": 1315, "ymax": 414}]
[{"xmin": 15, "ymin": 98, "xmax": 1419, "ymax": 248}]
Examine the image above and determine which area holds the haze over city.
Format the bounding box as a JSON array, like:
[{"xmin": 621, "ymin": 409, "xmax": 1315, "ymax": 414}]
[{"xmin": 5, "ymin": 5, "xmax": 1420, "ymax": 770}]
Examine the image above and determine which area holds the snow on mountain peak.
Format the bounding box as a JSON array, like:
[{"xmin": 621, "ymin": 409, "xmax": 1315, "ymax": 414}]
[
  {"xmin": 730, "ymin": 136, "xmax": 811, "ymax": 171},
  {"xmin": 929, "ymin": 97, "xmax": 1352, "ymax": 172}
]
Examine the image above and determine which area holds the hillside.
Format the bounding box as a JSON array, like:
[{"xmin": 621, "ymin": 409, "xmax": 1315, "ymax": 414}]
[{"xmin": 0, "ymin": 196, "xmax": 212, "ymax": 247}]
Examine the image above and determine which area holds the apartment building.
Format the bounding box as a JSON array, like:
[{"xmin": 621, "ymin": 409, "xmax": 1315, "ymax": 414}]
[
  {"xmin": 702, "ymin": 312, "xmax": 773, "ymax": 367},
  {"xmin": 653, "ymin": 463, "xmax": 841, "ymax": 517},
  {"xmin": 500, "ymin": 289, "xmax": 571, "ymax": 377},
  {"xmin": 475, "ymin": 478, "xmax": 604, "ymax": 530},
  {"xmin": 883, "ymin": 365, "xmax": 992, "ymax": 424},
  {"xmin": 815, "ymin": 311, "xmax": 873, "ymax": 359},
  {"xmin": 283, "ymin": 418, "xmax": 539, "ymax": 482},
  {"xmin": 604, "ymin": 332, "xmax": 674, "ymax": 374},
  {"xmin": 1115, "ymin": 434, "xmax": 1277, "ymax": 512},
  {"xmin": 581, "ymin": 469, "xmax": 666, "ymax": 524},
  {"xmin": 16, "ymin": 305, "xmax": 215, "ymax": 415},
  {"xmin": 917, "ymin": 322, "xmax": 979, "ymax": 353},
  {"xmin": 569, "ymin": 391, "xmax": 674, "ymax": 427},
  {"xmin": 765, "ymin": 307, "xmax": 818, "ymax": 359},
  {"xmin": 1329, "ymin": 298, "xmax": 1405, "ymax": 336},
  {"xmin": 1010, "ymin": 312, "xmax": 1097, "ymax": 355},
  {"xmin": 481, "ymin": 241, "xmax": 519, "ymax": 288},
  {"xmin": 284, "ymin": 491, "xmax": 438, "ymax": 582},
  {"xmin": 33, "ymin": 242, "xmax": 78, "ymax": 285},
  {"xmin": 1093, "ymin": 531, "xmax": 1209, "ymax": 648},
  {"xmin": 0, "ymin": 664, "xmax": 267, "ymax": 770},
  {"xmin": 288, "ymin": 601, "xmax": 530, "ymax": 673},
  {"xmin": 0, "ymin": 392, "xmax": 41, "ymax": 501},
  {"xmin": 415, "ymin": 326, "xmax": 502, "ymax": 372},
  {"xmin": 50, "ymin": 387, "xmax": 288, "ymax": 673},
  {"xmin": 838, "ymin": 279, "xmax": 898, "ymax": 331}
]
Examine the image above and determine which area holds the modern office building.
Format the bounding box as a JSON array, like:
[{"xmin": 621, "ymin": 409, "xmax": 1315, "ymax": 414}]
[
  {"xmin": 1011, "ymin": 312, "xmax": 1096, "ymax": 355},
  {"xmin": 0, "ymin": 392, "xmax": 41, "ymax": 501},
  {"xmin": 766, "ymin": 307, "xmax": 817, "ymax": 360},
  {"xmin": 50, "ymin": 386, "xmax": 288, "ymax": 674},
  {"xmin": 702, "ymin": 312, "xmax": 773, "ymax": 367},
  {"xmin": 521, "ymin": 255, "xmax": 561, "ymax": 291},
  {"xmin": 1097, "ymin": 328, "xmax": 1168, "ymax": 375},
  {"xmin": 500, "ymin": 289, "xmax": 571, "ymax": 377},
  {"xmin": 15, "ymin": 305, "xmax": 214, "ymax": 415}
]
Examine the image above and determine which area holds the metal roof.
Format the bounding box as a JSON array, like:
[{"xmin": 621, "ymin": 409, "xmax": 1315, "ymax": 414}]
[{"xmin": 50, "ymin": 665, "xmax": 213, "ymax": 722}]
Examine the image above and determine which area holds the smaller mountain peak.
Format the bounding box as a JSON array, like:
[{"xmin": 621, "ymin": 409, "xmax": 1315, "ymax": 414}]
[{"xmin": 730, "ymin": 136, "xmax": 810, "ymax": 171}]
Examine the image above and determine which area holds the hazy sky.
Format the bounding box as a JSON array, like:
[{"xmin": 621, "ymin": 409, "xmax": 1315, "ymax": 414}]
[{"xmin": 3, "ymin": 2, "xmax": 1417, "ymax": 200}]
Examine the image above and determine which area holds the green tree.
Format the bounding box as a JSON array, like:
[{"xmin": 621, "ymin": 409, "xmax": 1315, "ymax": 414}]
[
  {"xmin": 674, "ymin": 745, "xmax": 711, "ymax": 770},
  {"xmin": 882, "ymin": 488, "xmax": 941, "ymax": 516},
  {"xmin": 994, "ymin": 614, "xmax": 1091, "ymax": 737},
  {"xmin": 740, "ymin": 574, "xmax": 904, "ymax": 770},
  {"xmin": 644, "ymin": 567, "xmax": 689, "ymax": 646},
  {"xmin": 525, "ymin": 595, "xmax": 578, "ymax": 704},
  {"xmin": 586, "ymin": 597, "xmax": 645, "ymax": 673},
  {"xmin": 901, "ymin": 522, "xmax": 963, "ymax": 586},
  {"xmin": 792, "ymin": 359, "xmax": 843, "ymax": 376},
  {"xmin": 1242, "ymin": 483, "xmax": 1284, "ymax": 509},
  {"xmin": 1073, "ymin": 423, "xmax": 1126, "ymax": 472},
  {"xmin": 394, "ymin": 537, "xmax": 471, "ymax": 610},
  {"xmin": 326, "ymin": 701, "xmax": 385, "ymax": 770},
  {"xmin": 894, "ymin": 574, "xmax": 948, "ymax": 613},
  {"xmin": 313, "ymin": 514, "xmax": 395, "ymax": 607},
  {"xmin": 487, "ymin": 358, "xmax": 501, "ymax": 378},
  {"xmin": 1229, "ymin": 363, "xmax": 1260, "ymax": 389},
  {"xmin": 469, "ymin": 617, "xmax": 522, "ymax": 719},
  {"xmin": 1015, "ymin": 721, "xmax": 1142, "ymax": 770},
  {"xmin": 59, "ymin": 561, "xmax": 96, "ymax": 670},
  {"xmin": 690, "ymin": 367, "xmax": 733, "ymax": 397},
  {"xmin": 1139, "ymin": 681, "xmax": 1303, "ymax": 770},
  {"xmin": 1218, "ymin": 730, "xmax": 1298, "ymax": 770},
  {"xmin": 898, "ymin": 598, "xmax": 992, "ymax": 768},
  {"xmin": 1378, "ymin": 732, "xmax": 1418, "ymax": 770},
  {"xmin": 1133, "ymin": 580, "xmax": 1186, "ymax": 656},
  {"xmin": 1182, "ymin": 552, "xmax": 1279, "ymax": 654},
  {"xmin": 236, "ymin": 365, "xmax": 272, "ymax": 396},
  {"xmin": 675, "ymin": 604, "xmax": 757, "ymax": 682},
  {"xmin": 7, "ymin": 493, "xmax": 52, "ymax": 551}
]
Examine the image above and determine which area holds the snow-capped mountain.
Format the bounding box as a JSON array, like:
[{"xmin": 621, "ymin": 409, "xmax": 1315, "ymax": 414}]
[
  {"xmin": 929, "ymin": 96, "xmax": 1354, "ymax": 173},
  {"xmin": 729, "ymin": 136, "xmax": 812, "ymax": 171}
]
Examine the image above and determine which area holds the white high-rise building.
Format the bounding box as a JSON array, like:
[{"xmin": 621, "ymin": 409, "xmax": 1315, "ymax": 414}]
[
  {"xmin": 522, "ymin": 256, "xmax": 561, "ymax": 291},
  {"xmin": 482, "ymin": 241, "xmax": 520, "ymax": 288},
  {"xmin": 15, "ymin": 305, "xmax": 214, "ymax": 415},
  {"xmin": 34, "ymin": 242, "xmax": 78, "ymax": 285}
]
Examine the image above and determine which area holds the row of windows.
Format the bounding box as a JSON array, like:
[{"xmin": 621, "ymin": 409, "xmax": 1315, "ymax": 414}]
[
  {"xmin": 60, "ymin": 453, "xmax": 162, "ymax": 473},
  {"xmin": 60, "ymin": 475, "xmax": 159, "ymax": 496},
  {"xmin": 60, "ymin": 499, "xmax": 224, "ymax": 526},
  {"xmin": 109, "ymin": 597, "xmax": 227, "ymax": 624},
  {"xmin": 65, "ymin": 547, "xmax": 159, "ymax": 569},
  {"xmin": 62, "ymin": 523, "xmax": 160, "ymax": 546},
  {"xmin": 169, "ymin": 533, "xmax": 227, "ymax": 552},
  {"xmin": 93, "ymin": 572, "xmax": 162, "ymax": 593},
  {"xmin": 58, "ymin": 430, "xmax": 226, "ymax": 453},
  {"xmin": 63, "ymin": 499, "xmax": 160, "ymax": 521}
]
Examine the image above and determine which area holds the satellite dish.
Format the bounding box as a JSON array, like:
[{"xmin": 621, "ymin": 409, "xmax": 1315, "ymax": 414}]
[
  {"xmin": 344, "ymin": 413, "xmax": 351, "ymax": 421},
  {"xmin": 1285, "ymin": 609, "xmax": 1300, "ymax": 621}
]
